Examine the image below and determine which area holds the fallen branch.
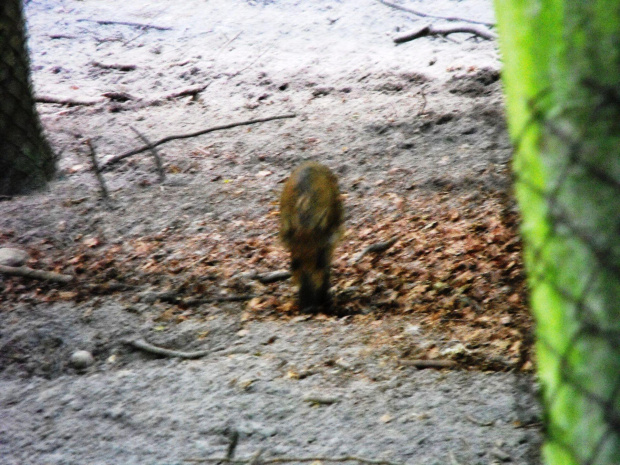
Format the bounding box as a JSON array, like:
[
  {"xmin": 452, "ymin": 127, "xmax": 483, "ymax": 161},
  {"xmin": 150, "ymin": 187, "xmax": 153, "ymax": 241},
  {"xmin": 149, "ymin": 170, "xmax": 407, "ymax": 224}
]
[
  {"xmin": 35, "ymin": 95, "xmax": 102, "ymax": 106},
  {"xmin": 226, "ymin": 431, "xmax": 239, "ymax": 460},
  {"xmin": 249, "ymin": 449, "xmax": 265, "ymax": 465},
  {"xmin": 102, "ymin": 91, "xmax": 136, "ymax": 102},
  {"xmin": 378, "ymin": 0, "xmax": 495, "ymax": 27},
  {"xmin": 163, "ymin": 83, "xmax": 210, "ymax": 100},
  {"xmin": 233, "ymin": 270, "xmax": 291, "ymax": 284},
  {"xmin": 100, "ymin": 85, "xmax": 207, "ymax": 106},
  {"xmin": 123, "ymin": 30, "xmax": 148, "ymax": 46},
  {"xmin": 49, "ymin": 34, "xmax": 77, "ymax": 39},
  {"xmin": 77, "ymin": 18, "xmax": 172, "ymax": 31},
  {"xmin": 185, "ymin": 455, "xmax": 403, "ymax": 465},
  {"xmin": 125, "ymin": 339, "xmax": 251, "ymax": 359},
  {"xmin": 351, "ymin": 237, "xmax": 398, "ymax": 264},
  {"xmin": 399, "ymin": 359, "xmax": 457, "ymax": 369},
  {"xmin": 466, "ymin": 414, "xmax": 495, "ymax": 427},
  {"xmin": 217, "ymin": 31, "xmax": 243, "ymax": 55},
  {"xmin": 92, "ymin": 61, "xmax": 137, "ymax": 71},
  {"xmin": 256, "ymin": 271, "xmax": 291, "ymax": 284},
  {"xmin": 85, "ymin": 139, "xmax": 110, "ymax": 202},
  {"xmin": 302, "ymin": 394, "xmax": 341, "ymax": 405},
  {"xmin": 394, "ymin": 24, "xmax": 497, "ymax": 44},
  {"xmin": 125, "ymin": 339, "xmax": 214, "ymax": 359},
  {"xmin": 143, "ymin": 290, "xmax": 256, "ymax": 306},
  {"xmin": 0, "ymin": 265, "xmax": 74, "ymax": 283},
  {"xmin": 129, "ymin": 126, "xmax": 166, "ymax": 182},
  {"xmin": 101, "ymin": 113, "xmax": 297, "ymax": 170}
]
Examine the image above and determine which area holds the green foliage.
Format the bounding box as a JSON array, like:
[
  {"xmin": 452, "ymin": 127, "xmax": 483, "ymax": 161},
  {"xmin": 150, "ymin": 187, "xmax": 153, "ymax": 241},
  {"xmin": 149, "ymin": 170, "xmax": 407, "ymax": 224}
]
[{"xmin": 494, "ymin": 1, "xmax": 620, "ymax": 464}]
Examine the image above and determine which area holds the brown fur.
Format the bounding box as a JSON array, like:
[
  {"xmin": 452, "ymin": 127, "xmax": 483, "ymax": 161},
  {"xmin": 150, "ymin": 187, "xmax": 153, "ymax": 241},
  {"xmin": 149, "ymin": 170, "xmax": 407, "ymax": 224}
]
[{"xmin": 280, "ymin": 162, "xmax": 343, "ymax": 311}]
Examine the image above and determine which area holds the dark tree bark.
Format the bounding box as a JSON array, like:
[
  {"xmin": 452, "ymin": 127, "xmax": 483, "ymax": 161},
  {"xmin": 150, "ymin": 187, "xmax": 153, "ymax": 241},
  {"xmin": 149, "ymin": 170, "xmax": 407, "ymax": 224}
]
[{"xmin": 0, "ymin": 0, "xmax": 55, "ymax": 196}]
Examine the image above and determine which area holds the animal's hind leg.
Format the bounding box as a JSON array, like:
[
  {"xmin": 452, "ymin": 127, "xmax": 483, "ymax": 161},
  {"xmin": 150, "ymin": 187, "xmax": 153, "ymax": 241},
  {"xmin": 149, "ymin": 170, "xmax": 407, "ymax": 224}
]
[{"xmin": 297, "ymin": 248, "xmax": 331, "ymax": 312}]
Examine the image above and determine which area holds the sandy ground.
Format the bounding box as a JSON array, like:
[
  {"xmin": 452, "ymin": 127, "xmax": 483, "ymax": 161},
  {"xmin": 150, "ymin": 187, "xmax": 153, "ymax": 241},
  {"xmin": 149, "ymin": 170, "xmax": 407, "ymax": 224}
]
[{"xmin": 0, "ymin": 0, "xmax": 542, "ymax": 464}]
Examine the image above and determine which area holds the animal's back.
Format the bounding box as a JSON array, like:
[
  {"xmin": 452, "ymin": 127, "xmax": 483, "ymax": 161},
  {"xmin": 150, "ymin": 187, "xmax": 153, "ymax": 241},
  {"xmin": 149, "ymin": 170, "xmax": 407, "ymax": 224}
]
[{"xmin": 280, "ymin": 162, "xmax": 342, "ymax": 247}]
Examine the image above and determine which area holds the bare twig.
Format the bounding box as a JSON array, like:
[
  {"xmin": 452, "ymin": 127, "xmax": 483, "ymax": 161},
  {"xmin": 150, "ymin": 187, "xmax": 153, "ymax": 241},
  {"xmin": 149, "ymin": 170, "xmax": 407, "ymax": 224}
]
[
  {"xmin": 85, "ymin": 139, "xmax": 110, "ymax": 201},
  {"xmin": 378, "ymin": 0, "xmax": 495, "ymax": 27},
  {"xmin": 216, "ymin": 31, "xmax": 243, "ymax": 55},
  {"xmin": 249, "ymin": 449, "xmax": 265, "ymax": 465},
  {"xmin": 102, "ymin": 91, "xmax": 136, "ymax": 102},
  {"xmin": 49, "ymin": 34, "xmax": 77, "ymax": 39},
  {"xmin": 394, "ymin": 24, "xmax": 497, "ymax": 44},
  {"xmin": 0, "ymin": 265, "xmax": 74, "ymax": 283},
  {"xmin": 302, "ymin": 395, "xmax": 340, "ymax": 405},
  {"xmin": 125, "ymin": 339, "xmax": 250, "ymax": 359},
  {"xmin": 256, "ymin": 271, "xmax": 291, "ymax": 284},
  {"xmin": 226, "ymin": 431, "xmax": 239, "ymax": 460},
  {"xmin": 35, "ymin": 95, "xmax": 102, "ymax": 106},
  {"xmin": 399, "ymin": 359, "xmax": 458, "ymax": 369},
  {"xmin": 185, "ymin": 455, "xmax": 403, "ymax": 465},
  {"xmin": 163, "ymin": 83, "xmax": 210, "ymax": 100},
  {"xmin": 101, "ymin": 114, "xmax": 297, "ymax": 170},
  {"xmin": 144, "ymin": 290, "xmax": 256, "ymax": 306},
  {"xmin": 126, "ymin": 339, "xmax": 214, "ymax": 359},
  {"xmin": 92, "ymin": 61, "xmax": 137, "ymax": 71},
  {"xmin": 351, "ymin": 237, "xmax": 398, "ymax": 264},
  {"xmin": 234, "ymin": 271, "xmax": 291, "ymax": 284},
  {"xmin": 465, "ymin": 414, "xmax": 495, "ymax": 427},
  {"xmin": 77, "ymin": 18, "xmax": 172, "ymax": 31},
  {"xmin": 123, "ymin": 29, "xmax": 148, "ymax": 46},
  {"xmin": 129, "ymin": 126, "xmax": 166, "ymax": 182}
]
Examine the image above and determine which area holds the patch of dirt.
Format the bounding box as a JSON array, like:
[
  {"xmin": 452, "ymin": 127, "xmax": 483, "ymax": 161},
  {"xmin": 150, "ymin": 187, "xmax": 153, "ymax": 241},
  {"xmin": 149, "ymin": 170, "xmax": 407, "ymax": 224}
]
[
  {"xmin": 0, "ymin": 0, "xmax": 541, "ymax": 464},
  {"xmin": 446, "ymin": 67, "xmax": 502, "ymax": 96}
]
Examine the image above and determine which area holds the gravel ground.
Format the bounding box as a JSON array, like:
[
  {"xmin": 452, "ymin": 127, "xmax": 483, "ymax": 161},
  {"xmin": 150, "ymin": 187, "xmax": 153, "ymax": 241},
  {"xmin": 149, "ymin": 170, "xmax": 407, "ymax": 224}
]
[{"xmin": 0, "ymin": 1, "xmax": 541, "ymax": 463}]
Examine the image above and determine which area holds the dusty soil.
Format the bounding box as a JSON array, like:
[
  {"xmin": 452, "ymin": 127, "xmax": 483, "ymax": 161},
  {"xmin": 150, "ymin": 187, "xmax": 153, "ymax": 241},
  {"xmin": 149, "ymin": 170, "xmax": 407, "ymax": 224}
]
[{"xmin": 0, "ymin": 0, "xmax": 542, "ymax": 464}]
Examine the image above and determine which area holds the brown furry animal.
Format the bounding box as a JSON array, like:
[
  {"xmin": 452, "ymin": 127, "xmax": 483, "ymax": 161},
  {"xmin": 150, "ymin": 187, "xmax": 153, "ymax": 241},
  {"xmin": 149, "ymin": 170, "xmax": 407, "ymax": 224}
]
[{"xmin": 280, "ymin": 162, "xmax": 343, "ymax": 311}]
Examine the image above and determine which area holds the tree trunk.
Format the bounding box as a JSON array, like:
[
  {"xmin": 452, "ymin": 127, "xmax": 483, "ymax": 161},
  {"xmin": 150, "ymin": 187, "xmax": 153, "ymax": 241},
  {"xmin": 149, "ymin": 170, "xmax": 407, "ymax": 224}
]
[
  {"xmin": 494, "ymin": 1, "xmax": 620, "ymax": 464},
  {"xmin": 0, "ymin": 0, "xmax": 55, "ymax": 196}
]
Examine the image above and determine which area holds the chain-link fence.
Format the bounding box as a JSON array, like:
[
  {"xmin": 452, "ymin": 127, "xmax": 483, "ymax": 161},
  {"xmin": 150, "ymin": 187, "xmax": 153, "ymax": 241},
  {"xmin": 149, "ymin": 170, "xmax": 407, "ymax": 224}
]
[
  {"xmin": 512, "ymin": 83, "xmax": 620, "ymax": 464},
  {"xmin": 0, "ymin": 0, "xmax": 55, "ymax": 196}
]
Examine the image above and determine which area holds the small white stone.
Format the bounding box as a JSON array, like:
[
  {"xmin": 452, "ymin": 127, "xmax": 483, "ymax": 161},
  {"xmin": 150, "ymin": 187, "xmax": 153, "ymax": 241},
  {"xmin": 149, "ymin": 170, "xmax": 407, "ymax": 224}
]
[
  {"xmin": 440, "ymin": 343, "xmax": 468, "ymax": 356},
  {"xmin": 404, "ymin": 324, "xmax": 421, "ymax": 336},
  {"xmin": 70, "ymin": 350, "xmax": 94, "ymax": 369},
  {"xmin": 0, "ymin": 248, "xmax": 29, "ymax": 267}
]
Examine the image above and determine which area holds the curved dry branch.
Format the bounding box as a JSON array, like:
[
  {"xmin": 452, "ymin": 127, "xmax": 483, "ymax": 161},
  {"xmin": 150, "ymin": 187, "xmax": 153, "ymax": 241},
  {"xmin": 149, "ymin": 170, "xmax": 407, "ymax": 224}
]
[
  {"xmin": 394, "ymin": 24, "xmax": 497, "ymax": 44},
  {"xmin": 0, "ymin": 265, "xmax": 74, "ymax": 283},
  {"xmin": 101, "ymin": 114, "xmax": 297, "ymax": 170}
]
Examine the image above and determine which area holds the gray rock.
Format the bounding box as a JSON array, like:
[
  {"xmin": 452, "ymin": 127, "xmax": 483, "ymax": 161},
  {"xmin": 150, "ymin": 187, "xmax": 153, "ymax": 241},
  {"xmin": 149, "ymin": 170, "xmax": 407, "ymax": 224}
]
[
  {"xmin": 70, "ymin": 351, "xmax": 95, "ymax": 369},
  {"xmin": 0, "ymin": 248, "xmax": 29, "ymax": 267}
]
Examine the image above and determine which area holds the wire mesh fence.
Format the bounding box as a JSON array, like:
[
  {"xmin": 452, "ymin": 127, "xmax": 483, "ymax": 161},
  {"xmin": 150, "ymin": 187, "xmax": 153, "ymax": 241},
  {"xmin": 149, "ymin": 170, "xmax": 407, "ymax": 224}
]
[
  {"xmin": 512, "ymin": 83, "xmax": 620, "ymax": 464},
  {"xmin": 0, "ymin": 0, "xmax": 55, "ymax": 196}
]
